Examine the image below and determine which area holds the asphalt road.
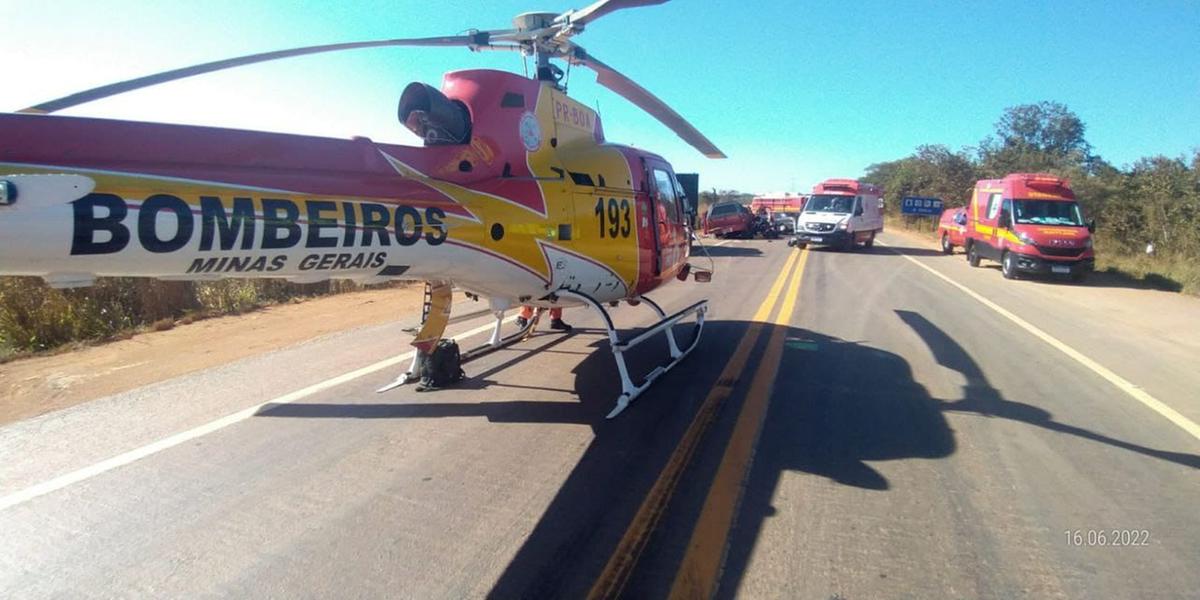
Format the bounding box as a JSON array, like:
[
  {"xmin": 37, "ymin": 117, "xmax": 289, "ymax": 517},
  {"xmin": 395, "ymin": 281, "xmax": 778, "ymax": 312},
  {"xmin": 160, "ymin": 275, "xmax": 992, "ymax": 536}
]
[{"xmin": 2, "ymin": 233, "xmax": 1198, "ymax": 599}]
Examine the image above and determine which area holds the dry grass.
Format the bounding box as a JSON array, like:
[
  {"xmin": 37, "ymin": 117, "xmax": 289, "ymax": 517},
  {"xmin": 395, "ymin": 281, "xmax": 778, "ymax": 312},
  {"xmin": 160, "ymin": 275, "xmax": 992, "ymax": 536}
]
[
  {"xmin": 1095, "ymin": 253, "xmax": 1199, "ymax": 294},
  {"xmin": 0, "ymin": 277, "xmax": 397, "ymax": 359}
]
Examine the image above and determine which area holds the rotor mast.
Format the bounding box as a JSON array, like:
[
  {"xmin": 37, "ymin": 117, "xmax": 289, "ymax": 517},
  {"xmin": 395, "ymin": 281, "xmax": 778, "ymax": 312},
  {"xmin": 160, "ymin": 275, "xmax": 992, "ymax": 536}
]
[{"xmin": 512, "ymin": 12, "xmax": 570, "ymax": 85}]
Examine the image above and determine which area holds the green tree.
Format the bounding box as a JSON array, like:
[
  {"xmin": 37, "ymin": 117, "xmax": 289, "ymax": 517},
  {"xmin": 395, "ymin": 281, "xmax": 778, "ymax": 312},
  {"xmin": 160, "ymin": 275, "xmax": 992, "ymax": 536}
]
[
  {"xmin": 1123, "ymin": 156, "xmax": 1200, "ymax": 256},
  {"xmin": 862, "ymin": 145, "xmax": 977, "ymax": 215},
  {"xmin": 978, "ymin": 101, "xmax": 1092, "ymax": 176}
]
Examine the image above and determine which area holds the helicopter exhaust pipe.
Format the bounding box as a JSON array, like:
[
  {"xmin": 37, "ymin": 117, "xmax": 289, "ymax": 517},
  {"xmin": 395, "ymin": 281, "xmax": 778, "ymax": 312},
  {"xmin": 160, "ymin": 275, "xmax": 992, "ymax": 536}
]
[{"xmin": 397, "ymin": 82, "xmax": 472, "ymax": 145}]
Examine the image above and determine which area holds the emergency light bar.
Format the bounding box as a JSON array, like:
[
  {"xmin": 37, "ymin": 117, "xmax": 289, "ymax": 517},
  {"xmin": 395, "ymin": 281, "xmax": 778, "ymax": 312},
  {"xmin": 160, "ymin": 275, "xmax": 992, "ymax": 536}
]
[{"xmin": 1024, "ymin": 174, "xmax": 1069, "ymax": 187}]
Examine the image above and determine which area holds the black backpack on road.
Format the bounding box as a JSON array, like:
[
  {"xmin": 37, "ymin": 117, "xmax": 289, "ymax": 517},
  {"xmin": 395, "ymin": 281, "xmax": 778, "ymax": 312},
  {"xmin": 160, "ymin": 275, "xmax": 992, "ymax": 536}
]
[{"xmin": 418, "ymin": 339, "xmax": 465, "ymax": 391}]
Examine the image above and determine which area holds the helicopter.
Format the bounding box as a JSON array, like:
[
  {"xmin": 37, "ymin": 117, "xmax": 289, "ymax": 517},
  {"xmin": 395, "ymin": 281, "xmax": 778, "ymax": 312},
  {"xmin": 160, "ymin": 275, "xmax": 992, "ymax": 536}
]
[{"xmin": 0, "ymin": 0, "xmax": 725, "ymax": 418}]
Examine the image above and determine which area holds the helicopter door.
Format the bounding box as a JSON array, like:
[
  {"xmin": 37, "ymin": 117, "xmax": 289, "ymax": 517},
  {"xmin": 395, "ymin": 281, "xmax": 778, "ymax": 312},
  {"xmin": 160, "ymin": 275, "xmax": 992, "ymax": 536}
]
[{"xmin": 646, "ymin": 160, "xmax": 689, "ymax": 279}]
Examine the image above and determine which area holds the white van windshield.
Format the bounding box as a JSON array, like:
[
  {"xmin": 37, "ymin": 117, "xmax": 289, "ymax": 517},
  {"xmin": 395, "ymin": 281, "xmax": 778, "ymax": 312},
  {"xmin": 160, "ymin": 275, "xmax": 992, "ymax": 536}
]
[{"xmin": 806, "ymin": 194, "xmax": 855, "ymax": 214}]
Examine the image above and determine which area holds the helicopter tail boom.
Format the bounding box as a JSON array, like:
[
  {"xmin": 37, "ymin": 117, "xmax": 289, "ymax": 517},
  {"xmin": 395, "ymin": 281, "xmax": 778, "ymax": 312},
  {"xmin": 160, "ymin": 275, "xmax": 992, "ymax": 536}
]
[{"xmin": 0, "ymin": 113, "xmax": 531, "ymax": 290}]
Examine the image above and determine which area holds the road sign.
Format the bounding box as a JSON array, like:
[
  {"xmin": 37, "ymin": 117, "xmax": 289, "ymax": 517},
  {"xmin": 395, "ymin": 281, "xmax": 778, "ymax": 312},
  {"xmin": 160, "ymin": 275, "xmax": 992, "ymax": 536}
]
[{"xmin": 901, "ymin": 196, "xmax": 944, "ymax": 216}]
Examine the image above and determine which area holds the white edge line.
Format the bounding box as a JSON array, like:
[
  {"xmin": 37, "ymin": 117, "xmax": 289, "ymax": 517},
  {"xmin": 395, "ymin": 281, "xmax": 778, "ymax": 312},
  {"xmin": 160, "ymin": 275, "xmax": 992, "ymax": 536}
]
[
  {"xmin": 880, "ymin": 241, "xmax": 1200, "ymax": 442},
  {"xmin": 0, "ymin": 317, "xmax": 513, "ymax": 512}
]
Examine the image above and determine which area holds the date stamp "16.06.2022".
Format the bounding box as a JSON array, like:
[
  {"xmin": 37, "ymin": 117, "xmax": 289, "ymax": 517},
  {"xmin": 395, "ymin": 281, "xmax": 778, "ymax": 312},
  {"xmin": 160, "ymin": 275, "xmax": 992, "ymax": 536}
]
[{"xmin": 1064, "ymin": 529, "xmax": 1151, "ymax": 547}]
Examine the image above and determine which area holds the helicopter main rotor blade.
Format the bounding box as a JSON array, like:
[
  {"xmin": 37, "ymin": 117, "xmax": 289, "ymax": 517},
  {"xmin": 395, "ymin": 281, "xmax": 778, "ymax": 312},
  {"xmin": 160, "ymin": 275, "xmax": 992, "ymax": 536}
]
[
  {"xmin": 18, "ymin": 34, "xmax": 495, "ymax": 115},
  {"xmin": 569, "ymin": 47, "xmax": 725, "ymax": 159},
  {"xmin": 561, "ymin": 0, "xmax": 669, "ymax": 28}
]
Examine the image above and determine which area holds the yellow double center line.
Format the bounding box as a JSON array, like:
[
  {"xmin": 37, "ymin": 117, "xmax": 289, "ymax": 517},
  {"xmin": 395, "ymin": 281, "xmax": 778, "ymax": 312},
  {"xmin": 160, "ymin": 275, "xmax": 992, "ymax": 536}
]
[{"xmin": 588, "ymin": 247, "xmax": 809, "ymax": 599}]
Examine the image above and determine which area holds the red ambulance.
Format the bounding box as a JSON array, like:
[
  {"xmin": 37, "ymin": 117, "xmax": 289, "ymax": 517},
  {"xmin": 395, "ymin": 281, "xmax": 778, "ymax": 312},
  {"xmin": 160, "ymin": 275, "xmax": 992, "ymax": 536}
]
[{"xmin": 963, "ymin": 173, "xmax": 1095, "ymax": 281}]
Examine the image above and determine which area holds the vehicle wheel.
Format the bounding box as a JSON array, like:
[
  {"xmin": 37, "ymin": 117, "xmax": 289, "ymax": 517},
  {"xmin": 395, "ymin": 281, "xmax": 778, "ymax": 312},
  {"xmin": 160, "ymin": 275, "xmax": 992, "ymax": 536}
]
[
  {"xmin": 865, "ymin": 232, "xmax": 875, "ymax": 248},
  {"xmin": 967, "ymin": 243, "xmax": 981, "ymax": 267},
  {"xmin": 1001, "ymin": 251, "xmax": 1018, "ymax": 279},
  {"xmin": 941, "ymin": 234, "xmax": 953, "ymax": 254},
  {"xmin": 797, "ymin": 242, "xmax": 808, "ymax": 249}
]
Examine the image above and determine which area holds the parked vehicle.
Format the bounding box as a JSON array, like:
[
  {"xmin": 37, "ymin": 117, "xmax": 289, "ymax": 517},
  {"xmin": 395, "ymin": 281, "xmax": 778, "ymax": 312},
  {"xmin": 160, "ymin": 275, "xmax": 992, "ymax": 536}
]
[
  {"xmin": 789, "ymin": 179, "xmax": 884, "ymax": 250},
  {"xmin": 703, "ymin": 201, "xmax": 755, "ymax": 238},
  {"xmin": 750, "ymin": 193, "xmax": 806, "ymax": 218},
  {"xmin": 937, "ymin": 207, "xmax": 968, "ymax": 254},
  {"xmin": 962, "ymin": 173, "xmax": 1095, "ymax": 281},
  {"xmin": 771, "ymin": 212, "xmax": 796, "ymax": 235}
]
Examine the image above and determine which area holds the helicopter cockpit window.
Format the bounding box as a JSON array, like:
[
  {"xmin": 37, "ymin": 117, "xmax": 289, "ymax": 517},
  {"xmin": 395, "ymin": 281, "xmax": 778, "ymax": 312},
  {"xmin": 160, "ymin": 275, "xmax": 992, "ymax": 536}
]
[
  {"xmin": 653, "ymin": 169, "xmax": 680, "ymax": 222},
  {"xmin": 673, "ymin": 177, "xmax": 691, "ymax": 215}
]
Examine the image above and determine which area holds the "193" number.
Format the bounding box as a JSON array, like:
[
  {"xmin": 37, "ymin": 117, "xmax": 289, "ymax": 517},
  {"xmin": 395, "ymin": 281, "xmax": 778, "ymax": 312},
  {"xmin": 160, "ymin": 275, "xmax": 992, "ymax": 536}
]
[{"xmin": 595, "ymin": 197, "xmax": 632, "ymax": 238}]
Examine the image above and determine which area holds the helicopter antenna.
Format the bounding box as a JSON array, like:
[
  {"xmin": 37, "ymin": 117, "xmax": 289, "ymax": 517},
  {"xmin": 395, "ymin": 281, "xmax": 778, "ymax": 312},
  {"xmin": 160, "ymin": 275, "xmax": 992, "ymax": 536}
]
[{"xmin": 563, "ymin": 55, "xmax": 573, "ymax": 93}]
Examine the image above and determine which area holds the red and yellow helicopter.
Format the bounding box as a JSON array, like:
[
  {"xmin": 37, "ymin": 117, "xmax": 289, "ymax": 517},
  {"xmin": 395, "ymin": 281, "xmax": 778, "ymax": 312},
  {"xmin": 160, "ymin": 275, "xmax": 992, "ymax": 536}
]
[{"xmin": 0, "ymin": 0, "xmax": 724, "ymax": 417}]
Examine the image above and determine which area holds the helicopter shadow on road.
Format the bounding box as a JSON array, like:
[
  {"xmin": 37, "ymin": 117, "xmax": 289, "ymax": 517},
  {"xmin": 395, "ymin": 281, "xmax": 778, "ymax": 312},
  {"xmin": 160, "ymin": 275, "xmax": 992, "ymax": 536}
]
[
  {"xmin": 257, "ymin": 311, "xmax": 1199, "ymax": 597},
  {"xmin": 716, "ymin": 310, "xmax": 1200, "ymax": 597},
  {"xmin": 485, "ymin": 317, "xmax": 960, "ymax": 597},
  {"xmin": 894, "ymin": 310, "xmax": 1199, "ymax": 470}
]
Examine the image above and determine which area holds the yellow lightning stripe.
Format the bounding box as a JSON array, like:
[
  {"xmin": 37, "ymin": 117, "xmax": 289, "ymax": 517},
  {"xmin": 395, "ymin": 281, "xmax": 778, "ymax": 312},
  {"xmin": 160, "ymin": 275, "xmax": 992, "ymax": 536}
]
[{"xmin": 378, "ymin": 151, "xmax": 559, "ymax": 282}]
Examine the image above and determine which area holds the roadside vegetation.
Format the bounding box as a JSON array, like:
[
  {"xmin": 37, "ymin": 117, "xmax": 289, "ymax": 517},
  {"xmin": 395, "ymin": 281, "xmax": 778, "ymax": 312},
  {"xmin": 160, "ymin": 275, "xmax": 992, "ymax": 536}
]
[
  {"xmin": 0, "ymin": 278, "xmax": 382, "ymax": 359},
  {"xmin": 861, "ymin": 102, "xmax": 1200, "ymax": 295}
]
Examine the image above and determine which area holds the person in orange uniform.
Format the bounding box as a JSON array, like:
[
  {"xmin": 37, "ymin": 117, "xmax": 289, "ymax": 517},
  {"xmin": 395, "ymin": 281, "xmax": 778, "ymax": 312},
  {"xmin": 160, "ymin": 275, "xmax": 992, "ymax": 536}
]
[{"xmin": 516, "ymin": 306, "xmax": 572, "ymax": 331}]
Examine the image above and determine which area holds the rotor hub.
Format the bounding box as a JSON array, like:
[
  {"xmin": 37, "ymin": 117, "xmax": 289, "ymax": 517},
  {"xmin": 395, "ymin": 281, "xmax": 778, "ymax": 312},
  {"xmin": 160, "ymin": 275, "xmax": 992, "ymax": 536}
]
[{"xmin": 513, "ymin": 12, "xmax": 559, "ymax": 31}]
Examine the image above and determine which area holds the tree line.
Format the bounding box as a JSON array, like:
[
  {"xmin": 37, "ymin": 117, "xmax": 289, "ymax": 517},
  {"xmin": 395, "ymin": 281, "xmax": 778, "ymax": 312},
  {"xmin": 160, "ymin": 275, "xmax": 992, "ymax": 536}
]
[{"xmin": 860, "ymin": 101, "xmax": 1200, "ymax": 258}]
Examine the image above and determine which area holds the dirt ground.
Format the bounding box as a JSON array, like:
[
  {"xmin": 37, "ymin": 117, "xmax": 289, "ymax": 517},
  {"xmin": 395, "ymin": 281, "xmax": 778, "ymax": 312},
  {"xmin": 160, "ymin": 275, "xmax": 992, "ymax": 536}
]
[{"xmin": 0, "ymin": 285, "xmax": 429, "ymax": 425}]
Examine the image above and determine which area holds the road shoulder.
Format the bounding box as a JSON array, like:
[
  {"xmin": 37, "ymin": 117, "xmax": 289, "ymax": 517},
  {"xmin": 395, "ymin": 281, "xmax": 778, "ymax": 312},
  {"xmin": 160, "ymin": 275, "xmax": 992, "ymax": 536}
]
[{"xmin": 0, "ymin": 285, "xmax": 425, "ymax": 425}]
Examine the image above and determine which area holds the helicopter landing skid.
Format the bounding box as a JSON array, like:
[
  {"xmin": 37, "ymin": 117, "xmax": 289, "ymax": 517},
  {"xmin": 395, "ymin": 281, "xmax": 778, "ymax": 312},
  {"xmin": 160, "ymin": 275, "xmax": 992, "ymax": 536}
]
[
  {"xmin": 459, "ymin": 309, "xmax": 539, "ymax": 362},
  {"xmin": 375, "ymin": 309, "xmax": 537, "ymax": 393},
  {"xmin": 556, "ymin": 290, "xmax": 708, "ymax": 419}
]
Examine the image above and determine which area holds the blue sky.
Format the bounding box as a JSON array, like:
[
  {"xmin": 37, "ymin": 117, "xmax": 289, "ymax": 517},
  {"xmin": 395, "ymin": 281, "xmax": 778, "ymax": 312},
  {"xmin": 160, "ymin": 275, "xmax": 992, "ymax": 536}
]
[{"xmin": 4, "ymin": 0, "xmax": 1198, "ymax": 193}]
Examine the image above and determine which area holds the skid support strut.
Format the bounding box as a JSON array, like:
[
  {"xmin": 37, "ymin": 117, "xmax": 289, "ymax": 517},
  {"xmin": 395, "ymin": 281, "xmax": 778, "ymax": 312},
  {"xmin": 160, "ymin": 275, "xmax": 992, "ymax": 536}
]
[
  {"xmin": 376, "ymin": 280, "xmax": 451, "ymax": 393},
  {"xmin": 377, "ymin": 288, "xmax": 539, "ymax": 393},
  {"xmin": 557, "ymin": 290, "xmax": 708, "ymax": 418}
]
